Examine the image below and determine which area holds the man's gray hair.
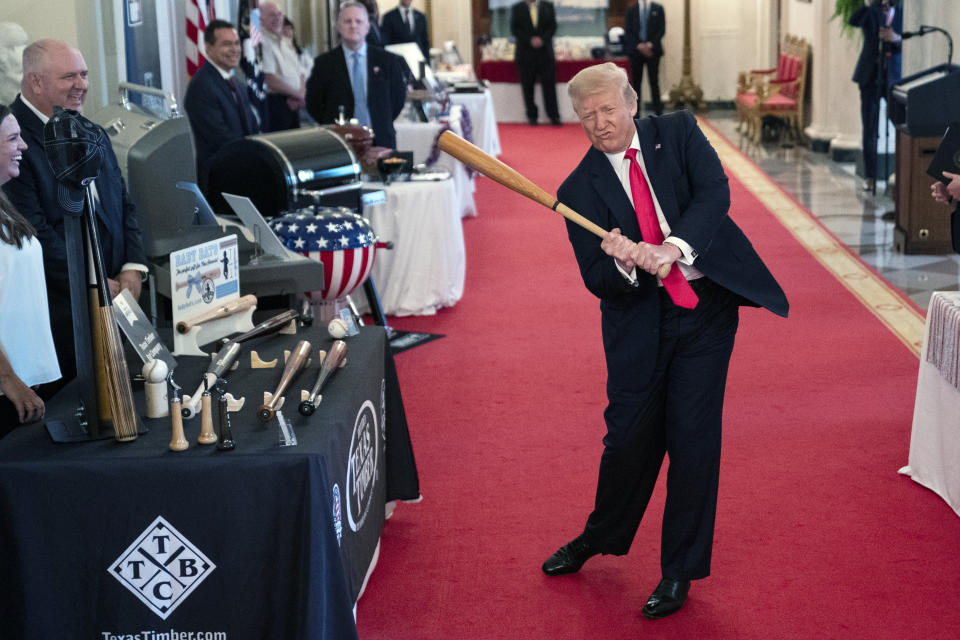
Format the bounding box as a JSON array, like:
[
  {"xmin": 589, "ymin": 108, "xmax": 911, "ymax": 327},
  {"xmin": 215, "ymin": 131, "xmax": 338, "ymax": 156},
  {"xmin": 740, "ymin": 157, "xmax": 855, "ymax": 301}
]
[
  {"xmin": 20, "ymin": 39, "xmax": 52, "ymax": 76},
  {"xmin": 339, "ymin": 1, "xmax": 367, "ymax": 14},
  {"xmin": 568, "ymin": 62, "xmax": 637, "ymax": 114}
]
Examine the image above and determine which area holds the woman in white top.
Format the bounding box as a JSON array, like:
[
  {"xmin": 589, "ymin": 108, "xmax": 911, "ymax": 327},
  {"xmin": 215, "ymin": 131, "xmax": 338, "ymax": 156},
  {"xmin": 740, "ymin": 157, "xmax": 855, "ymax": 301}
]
[{"xmin": 0, "ymin": 104, "xmax": 61, "ymax": 433}]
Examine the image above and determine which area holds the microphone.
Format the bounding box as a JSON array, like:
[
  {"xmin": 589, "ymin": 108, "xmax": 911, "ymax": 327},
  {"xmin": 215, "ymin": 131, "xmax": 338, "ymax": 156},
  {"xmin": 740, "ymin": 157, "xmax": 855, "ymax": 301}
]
[{"xmin": 901, "ymin": 26, "xmax": 931, "ymax": 40}]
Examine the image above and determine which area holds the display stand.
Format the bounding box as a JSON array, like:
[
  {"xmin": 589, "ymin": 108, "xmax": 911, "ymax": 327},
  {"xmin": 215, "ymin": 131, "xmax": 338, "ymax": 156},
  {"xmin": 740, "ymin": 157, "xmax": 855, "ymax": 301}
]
[{"xmin": 172, "ymin": 307, "xmax": 256, "ymax": 356}]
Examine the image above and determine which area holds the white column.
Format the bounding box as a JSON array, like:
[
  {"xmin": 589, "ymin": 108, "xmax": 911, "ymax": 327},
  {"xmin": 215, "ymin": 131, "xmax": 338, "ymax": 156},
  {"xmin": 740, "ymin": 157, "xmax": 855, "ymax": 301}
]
[{"xmin": 802, "ymin": 0, "xmax": 862, "ymax": 158}]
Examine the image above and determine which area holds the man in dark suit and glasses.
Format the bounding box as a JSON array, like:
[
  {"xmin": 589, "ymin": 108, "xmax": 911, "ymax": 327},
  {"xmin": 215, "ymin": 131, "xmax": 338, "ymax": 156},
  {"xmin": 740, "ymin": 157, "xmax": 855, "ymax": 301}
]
[
  {"xmin": 306, "ymin": 1, "xmax": 407, "ymax": 150},
  {"xmin": 540, "ymin": 62, "xmax": 788, "ymax": 619},
  {"xmin": 510, "ymin": 0, "xmax": 562, "ymax": 126},
  {"xmin": 381, "ymin": 0, "xmax": 431, "ymax": 61},
  {"xmin": 183, "ymin": 20, "xmax": 261, "ymax": 196},
  {"xmin": 623, "ymin": 0, "xmax": 666, "ymax": 115}
]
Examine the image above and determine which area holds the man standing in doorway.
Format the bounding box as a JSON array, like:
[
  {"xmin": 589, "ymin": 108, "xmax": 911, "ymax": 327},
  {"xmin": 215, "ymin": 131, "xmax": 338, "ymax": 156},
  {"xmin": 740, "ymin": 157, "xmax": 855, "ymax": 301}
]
[
  {"xmin": 381, "ymin": 0, "xmax": 431, "ymax": 61},
  {"xmin": 510, "ymin": 0, "xmax": 561, "ymax": 126},
  {"xmin": 623, "ymin": 0, "xmax": 665, "ymax": 116}
]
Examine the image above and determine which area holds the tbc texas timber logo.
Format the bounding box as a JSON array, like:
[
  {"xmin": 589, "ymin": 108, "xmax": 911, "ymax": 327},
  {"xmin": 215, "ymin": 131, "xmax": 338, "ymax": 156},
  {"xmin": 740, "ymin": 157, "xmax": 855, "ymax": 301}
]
[
  {"xmin": 347, "ymin": 399, "xmax": 379, "ymax": 532},
  {"xmin": 108, "ymin": 516, "xmax": 216, "ymax": 619}
]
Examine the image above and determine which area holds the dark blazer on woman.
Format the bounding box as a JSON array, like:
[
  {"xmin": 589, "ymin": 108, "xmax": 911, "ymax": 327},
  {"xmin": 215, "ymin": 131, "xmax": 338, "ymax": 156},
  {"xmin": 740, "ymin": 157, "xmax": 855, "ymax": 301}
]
[
  {"xmin": 305, "ymin": 45, "xmax": 407, "ymax": 149},
  {"xmin": 850, "ymin": 4, "xmax": 902, "ymax": 89}
]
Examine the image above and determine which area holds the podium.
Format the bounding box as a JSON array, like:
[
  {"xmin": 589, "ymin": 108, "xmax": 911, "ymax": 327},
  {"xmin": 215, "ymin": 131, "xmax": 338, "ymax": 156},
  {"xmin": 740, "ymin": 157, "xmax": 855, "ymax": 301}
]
[{"xmin": 893, "ymin": 127, "xmax": 956, "ymax": 254}]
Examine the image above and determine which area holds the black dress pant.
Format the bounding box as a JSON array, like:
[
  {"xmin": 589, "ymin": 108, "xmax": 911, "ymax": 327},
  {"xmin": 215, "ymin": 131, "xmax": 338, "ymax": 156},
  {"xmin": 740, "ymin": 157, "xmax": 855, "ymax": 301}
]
[
  {"xmin": 265, "ymin": 94, "xmax": 300, "ymax": 132},
  {"xmin": 859, "ymin": 83, "xmax": 882, "ymax": 180},
  {"xmin": 516, "ymin": 54, "xmax": 559, "ymax": 123},
  {"xmin": 583, "ymin": 278, "xmax": 740, "ymax": 580},
  {"xmin": 630, "ymin": 54, "xmax": 663, "ymax": 115}
]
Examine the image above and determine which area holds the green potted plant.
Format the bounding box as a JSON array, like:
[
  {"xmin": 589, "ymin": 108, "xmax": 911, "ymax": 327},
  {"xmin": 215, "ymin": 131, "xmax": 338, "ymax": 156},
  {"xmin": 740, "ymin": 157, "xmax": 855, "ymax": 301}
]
[{"xmin": 833, "ymin": 0, "xmax": 866, "ymax": 37}]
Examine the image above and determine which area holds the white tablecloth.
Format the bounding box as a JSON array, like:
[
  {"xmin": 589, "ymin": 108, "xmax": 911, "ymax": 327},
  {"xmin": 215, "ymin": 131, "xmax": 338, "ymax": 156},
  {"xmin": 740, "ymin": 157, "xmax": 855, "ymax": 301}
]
[
  {"xmin": 484, "ymin": 81, "xmax": 581, "ymax": 123},
  {"xmin": 899, "ymin": 291, "xmax": 960, "ymax": 517},
  {"xmin": 362, "ymin": 177, "xmax": 465, "ymax": 317},
  {"xmin": 449, "ymin": 90, "xmax": 502, "ymax": 157},
  {"xmin": 394, "ymin": 107, "xmax": 476, "ymax": 217}
]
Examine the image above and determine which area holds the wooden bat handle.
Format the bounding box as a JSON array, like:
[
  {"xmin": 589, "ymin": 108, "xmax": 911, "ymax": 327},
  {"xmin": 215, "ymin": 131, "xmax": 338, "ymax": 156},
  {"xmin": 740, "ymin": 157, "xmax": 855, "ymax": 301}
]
[
  {"xmin": 169, "ymin": 397, "xmax": 188, "ymax": 451},
  {"xmin": 198, "ymin": 392, "xmax": 217, "ymax": 444},
  {"xmin": 177, "ymin": 294, "xmax": 258, "ymax": 334},
  {"xmin": 258, "ymin": 340, "xmax": 312, "ymax": 422},
  {"xmin": 438, "ymin": 130, "xmax": 671, "ymax": 280}
]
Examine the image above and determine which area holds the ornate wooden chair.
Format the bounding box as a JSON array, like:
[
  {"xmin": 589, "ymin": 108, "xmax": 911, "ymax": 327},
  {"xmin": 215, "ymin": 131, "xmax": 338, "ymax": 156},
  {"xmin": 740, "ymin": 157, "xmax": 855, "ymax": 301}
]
[{"xmin": 735, "ymin": 35, "xmax": 810, "ymax": 144}]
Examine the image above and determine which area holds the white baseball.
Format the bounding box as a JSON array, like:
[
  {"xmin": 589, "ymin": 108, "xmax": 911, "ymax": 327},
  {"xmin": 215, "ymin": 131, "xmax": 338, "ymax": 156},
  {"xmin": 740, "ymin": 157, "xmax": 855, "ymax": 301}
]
[
  {"xmin": 142, "ymin": 359, "xmax": 169, "ymax": 383},
  {"xmin": 328, "ymin": 317, "xmax": 349, "ymax": 339}
]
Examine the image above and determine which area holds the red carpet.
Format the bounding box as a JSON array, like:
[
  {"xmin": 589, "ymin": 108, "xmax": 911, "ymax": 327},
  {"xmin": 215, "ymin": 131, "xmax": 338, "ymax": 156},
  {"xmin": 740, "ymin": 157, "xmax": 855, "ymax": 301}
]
[{"xmin": 355, "ymin": 123, "xmax": 960, "ymax": 639}]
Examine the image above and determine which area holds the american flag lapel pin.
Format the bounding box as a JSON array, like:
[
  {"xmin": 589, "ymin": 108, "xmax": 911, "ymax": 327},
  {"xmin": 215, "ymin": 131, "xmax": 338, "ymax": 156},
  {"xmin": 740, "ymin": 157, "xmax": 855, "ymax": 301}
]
[
  {"xmin": 655, "ymin": 143, "xmax": 662, "ymax": 150},
  {"xmin": 373, "ymin": 66, "xmax": 381, "ymax": 74}
]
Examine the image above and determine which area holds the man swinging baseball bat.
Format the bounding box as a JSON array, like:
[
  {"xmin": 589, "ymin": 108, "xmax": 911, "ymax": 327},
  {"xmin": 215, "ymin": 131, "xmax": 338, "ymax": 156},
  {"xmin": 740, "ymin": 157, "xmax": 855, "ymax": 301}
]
[{"xmin": 539, "ymin": 63, "xmax": 789, "ymax": 619}]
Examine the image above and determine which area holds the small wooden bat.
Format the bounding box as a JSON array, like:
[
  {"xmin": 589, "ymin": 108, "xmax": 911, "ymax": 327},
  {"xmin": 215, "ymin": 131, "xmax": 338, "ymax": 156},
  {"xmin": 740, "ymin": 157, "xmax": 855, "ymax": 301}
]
[
  {"xmin": 181, "ymin": 309, "xmax": 298, "ymax": 419},
  {"xmin": 299, "ymin": 340, "xmax": 347, "ymax": 416},
  {"xmin": 177, "ymin": 294, "xmax": 258, "ymax": 334},
  {"xmin": 258, "ymin": 340, "xmax": 312, "ymax": 422},
  {"xmin": 438, "ymin": 130, "xmax": 671, "ymax": 279}
]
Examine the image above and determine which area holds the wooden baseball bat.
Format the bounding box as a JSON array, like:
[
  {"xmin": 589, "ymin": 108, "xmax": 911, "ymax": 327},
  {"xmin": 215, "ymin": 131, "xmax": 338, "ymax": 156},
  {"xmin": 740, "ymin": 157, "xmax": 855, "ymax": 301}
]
[
  {"xmin": 82, "ymin": 183, "xmax": 138, "ymax": 442},
  {"xmin": 176, "ymin": 294, "xmax": 257, "ymax": 334},
  {"xmin": 299, "ymin": 340, "xmax": 347, "ymax": 416},
  {"xmin": 438, "ymin": 130, "xmax": 671, "ymax": 279},
  {"xmin": 181, "ymin": 309, "xmax": 298, "ymax": 420},
  {"xmin": 258, "ymin": 340, "xmax": 312, "ymax": 422}
]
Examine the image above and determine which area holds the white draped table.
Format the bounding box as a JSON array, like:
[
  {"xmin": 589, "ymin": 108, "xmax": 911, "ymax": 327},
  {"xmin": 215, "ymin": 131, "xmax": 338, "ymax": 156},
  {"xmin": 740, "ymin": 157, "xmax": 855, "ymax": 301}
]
[
  {"xmin": 899, "ymin": 291, "xmax": 960, "ymax": 517},
  {"xmin": 449, "ymin": 90, "xmax": 502, "ymax": 157},
  {"xmin": 362, "ymin": 177, "xmax": 465, "ymax": 317},
  {"xmin": 394, "ymin": 107, "xmax": 476, "ymax": 217}
]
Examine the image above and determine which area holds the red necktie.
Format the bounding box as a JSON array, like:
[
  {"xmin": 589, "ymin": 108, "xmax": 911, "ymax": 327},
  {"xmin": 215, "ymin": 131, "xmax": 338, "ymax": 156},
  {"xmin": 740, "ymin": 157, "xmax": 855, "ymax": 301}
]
[{"xmin": 624, "ymin": 148, "xmax": 698, "ymax": 309}]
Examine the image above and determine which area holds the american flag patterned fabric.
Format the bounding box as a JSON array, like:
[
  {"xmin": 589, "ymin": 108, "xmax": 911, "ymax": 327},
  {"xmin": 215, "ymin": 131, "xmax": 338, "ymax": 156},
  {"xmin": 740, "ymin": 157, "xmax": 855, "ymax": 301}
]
[
  {"xmin": 186, "ymin": 0, "xmax": 207, "ymax": 77},
  {"xmin": 272, "ymin": 210, "xmax": 377, "ymax": 301}
]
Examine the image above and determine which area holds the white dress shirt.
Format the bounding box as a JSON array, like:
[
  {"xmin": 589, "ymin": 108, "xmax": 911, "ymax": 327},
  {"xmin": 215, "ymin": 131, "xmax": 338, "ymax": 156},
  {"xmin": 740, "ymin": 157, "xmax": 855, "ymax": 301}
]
[{"xmin": 603, "ymin": 132, "xmax": 703, "ymax": 284}]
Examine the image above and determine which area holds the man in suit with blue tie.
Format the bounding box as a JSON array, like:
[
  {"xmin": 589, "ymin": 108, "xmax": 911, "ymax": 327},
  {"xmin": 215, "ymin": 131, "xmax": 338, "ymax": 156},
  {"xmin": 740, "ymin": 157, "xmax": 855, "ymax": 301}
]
[
  {"xmin": 306, "ymin": 1, "xmax": 407, "ymax": 150},
  {"xmin": 623, "ymin": 0, "xmax": 666, "ymax": 116},
  {"xmin": 183, "ymin": 20, "xmax": 260, "ymax": 197},
  {"xmin": 381, "ymin": 0, "xmax": 431, "ymax": 61},
  {"xmin": 540, "ymin": 63, "xmax": 788, "ymax": 619}
]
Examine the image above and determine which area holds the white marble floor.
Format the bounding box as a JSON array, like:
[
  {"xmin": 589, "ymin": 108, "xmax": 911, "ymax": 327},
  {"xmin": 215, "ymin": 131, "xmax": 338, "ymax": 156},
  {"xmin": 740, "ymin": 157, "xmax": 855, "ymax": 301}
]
[{"xmin": 706, "ymin": 110, "xmax": 960, "ymax": 311}]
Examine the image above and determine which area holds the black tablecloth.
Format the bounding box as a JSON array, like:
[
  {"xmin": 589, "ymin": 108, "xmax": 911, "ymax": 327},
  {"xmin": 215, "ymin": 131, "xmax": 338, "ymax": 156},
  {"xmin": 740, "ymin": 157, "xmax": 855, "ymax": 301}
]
[{"xmin": 0, "ymin": 326, "xmax": 419, "ymax": 639}]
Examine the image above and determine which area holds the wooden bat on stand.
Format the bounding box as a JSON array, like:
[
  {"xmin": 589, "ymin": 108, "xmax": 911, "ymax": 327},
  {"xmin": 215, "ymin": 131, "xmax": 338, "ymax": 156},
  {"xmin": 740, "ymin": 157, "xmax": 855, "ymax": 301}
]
[
  {"xmin": 83, "ymin": 181, "xmax": 139, "ymax": 442},
  {"xmin": 259, "ymin": 340, "xmax": 313, "ymax": 422},
  {"xmin": 182, "ymin": 309, "xmax": 299, "ymax": 419},
  {"xmin": 298, "ymin": 340, "xmax": 347, "ymax": 416},
  {"xmin": 176, "ymin": 294, "xmax": 258, "ymax": 334},
  {"xmin": 438, "ymin": 130, "xmax": 671, "ymax": 279}
]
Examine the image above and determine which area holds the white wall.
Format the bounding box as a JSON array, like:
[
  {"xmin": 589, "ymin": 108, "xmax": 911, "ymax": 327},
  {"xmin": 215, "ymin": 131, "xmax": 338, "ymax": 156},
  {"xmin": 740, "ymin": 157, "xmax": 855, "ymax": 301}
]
[{"xmin": 4, "ymin": 0, "xmax": 118, "ymax": 110}]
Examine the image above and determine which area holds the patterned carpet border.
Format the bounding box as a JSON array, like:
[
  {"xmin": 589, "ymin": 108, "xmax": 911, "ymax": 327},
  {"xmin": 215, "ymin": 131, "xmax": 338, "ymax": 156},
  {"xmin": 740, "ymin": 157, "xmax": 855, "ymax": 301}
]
[{"xmin": 698, "ymin": 117, "xmax": 926, "ymax": 358}]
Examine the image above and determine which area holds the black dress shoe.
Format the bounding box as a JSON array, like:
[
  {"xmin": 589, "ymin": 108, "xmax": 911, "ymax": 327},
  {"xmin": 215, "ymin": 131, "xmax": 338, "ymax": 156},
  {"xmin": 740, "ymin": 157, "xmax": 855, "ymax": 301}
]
[
  {"xmin": 550, "ymin": 118, "xmax": 563, "ymax": 126},
  {"xmin": 641, "ymin": 578, "xmax": 690, "ymax": 619},
  {"xmin": 541, "ymin": 534, "xmax": 598, "ymax": 576},
  {"xmin": 527, "ymin": 118, "xmax": 538, "ymax": 126}
]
